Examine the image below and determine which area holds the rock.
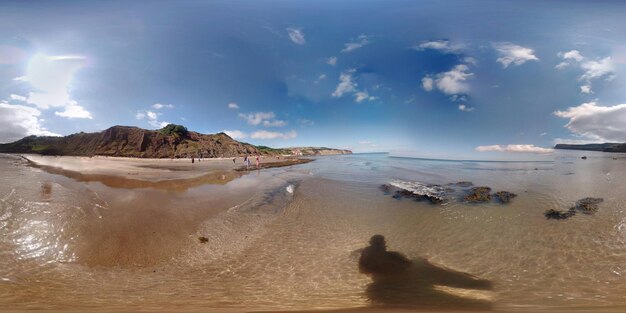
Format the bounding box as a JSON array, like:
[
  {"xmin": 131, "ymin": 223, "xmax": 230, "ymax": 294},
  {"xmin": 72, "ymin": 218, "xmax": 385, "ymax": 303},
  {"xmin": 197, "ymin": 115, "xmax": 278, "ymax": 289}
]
[
  {"xmin": 581, "ymin": 156, "xmax": 587, "ymax": 160},
  {"xmin": 493, "ymin": 191, "xmax": 517, "ymax": 204},
  {"xmin": 455, "ymin": 181, "xmax": 473, "ymax": 187},
  {"xmin": 574, "ymin": 197, "xmax": 603, "ymax": 214},
  {"xmin": 545, "ymin": 208, "xmax": 576, "ymax": 220},
  {"xmin": 464, "ymin": 187, "xmax": 492, "ymax": 203},
  {"xmin": 198, "ymin": 236, "xmax": 209, "ymax": 243}
]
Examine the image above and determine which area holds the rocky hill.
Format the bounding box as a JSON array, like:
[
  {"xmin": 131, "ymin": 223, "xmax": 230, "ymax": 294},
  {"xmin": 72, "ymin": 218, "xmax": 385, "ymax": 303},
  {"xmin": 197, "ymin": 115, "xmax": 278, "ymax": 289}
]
[
  {"xmin": 0, "ymin": 125, "xmax": 284, "ymax": 158},
  {"xmin": 554, "ymin": 143, "xmax": 626, "ymax": 153},
  {"xmin": 287, "ymin": 147, "xmax": 352, "ymax": 156}
]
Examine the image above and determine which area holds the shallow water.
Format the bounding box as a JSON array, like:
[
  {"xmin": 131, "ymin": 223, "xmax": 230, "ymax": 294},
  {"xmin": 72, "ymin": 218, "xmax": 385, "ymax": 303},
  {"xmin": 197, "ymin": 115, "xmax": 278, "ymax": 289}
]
[{"xmin": 1, "ymin": 152, "xmax": 626, "ymax": 312}]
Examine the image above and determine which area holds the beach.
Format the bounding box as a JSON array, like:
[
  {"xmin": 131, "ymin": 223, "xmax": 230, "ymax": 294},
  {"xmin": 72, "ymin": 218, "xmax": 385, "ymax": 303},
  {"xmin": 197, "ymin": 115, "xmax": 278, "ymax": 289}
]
[{"xmin": 2, "ymin": 151, "xmax": 626, "ymax": 312}]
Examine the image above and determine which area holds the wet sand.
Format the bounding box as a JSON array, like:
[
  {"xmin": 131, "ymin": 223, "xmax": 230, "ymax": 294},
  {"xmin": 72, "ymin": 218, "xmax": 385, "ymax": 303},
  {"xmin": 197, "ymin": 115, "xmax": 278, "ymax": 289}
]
[{"xmin": 20, "ymin": 154, "xmax": 312, "ymax": 184}]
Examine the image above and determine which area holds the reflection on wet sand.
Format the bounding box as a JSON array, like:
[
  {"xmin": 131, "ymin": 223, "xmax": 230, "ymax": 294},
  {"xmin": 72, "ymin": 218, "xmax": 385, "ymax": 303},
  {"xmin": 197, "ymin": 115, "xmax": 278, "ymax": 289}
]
[
  {"xmin": 29, "ymin": 162, "xmax": 243, "ymax": 192},
  {"xmin": 359, "ymin": 235, "xmax": 493, "ymax": 311}
]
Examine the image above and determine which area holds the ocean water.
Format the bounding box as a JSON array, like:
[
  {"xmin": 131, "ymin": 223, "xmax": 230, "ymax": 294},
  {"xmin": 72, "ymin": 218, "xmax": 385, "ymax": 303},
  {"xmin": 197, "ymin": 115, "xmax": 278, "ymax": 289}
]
[{"xmin": 1, "ymin": 151, "xmax": 626, "ymax": 312}]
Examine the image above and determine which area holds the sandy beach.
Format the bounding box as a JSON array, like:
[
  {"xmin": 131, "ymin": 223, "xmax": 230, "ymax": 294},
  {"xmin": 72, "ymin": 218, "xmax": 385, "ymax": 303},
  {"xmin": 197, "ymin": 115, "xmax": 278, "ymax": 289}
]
[{"xmin": 20, "ymin": 154, "xmax": 313, "ymax": 182}]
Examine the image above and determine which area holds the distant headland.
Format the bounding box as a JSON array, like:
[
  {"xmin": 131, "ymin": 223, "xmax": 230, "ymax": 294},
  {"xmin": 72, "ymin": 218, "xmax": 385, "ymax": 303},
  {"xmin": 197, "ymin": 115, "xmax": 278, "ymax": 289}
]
[{"xmin": 554, "ymin": 143, "xmax": 626, "ymax": 153}]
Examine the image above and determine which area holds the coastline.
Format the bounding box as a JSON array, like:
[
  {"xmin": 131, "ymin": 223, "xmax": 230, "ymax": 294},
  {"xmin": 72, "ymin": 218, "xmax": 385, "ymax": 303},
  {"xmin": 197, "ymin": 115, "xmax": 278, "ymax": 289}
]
[{"xmin": 16, "ymin": 154, "xmax": 313, "ymax": 184}]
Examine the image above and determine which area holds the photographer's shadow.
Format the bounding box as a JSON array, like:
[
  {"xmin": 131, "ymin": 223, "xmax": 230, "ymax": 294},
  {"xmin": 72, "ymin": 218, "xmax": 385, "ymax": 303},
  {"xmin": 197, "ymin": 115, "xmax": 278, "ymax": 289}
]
[{"xmin": 359, "ymin": 235, "xmax": 493, "ymax": 311}]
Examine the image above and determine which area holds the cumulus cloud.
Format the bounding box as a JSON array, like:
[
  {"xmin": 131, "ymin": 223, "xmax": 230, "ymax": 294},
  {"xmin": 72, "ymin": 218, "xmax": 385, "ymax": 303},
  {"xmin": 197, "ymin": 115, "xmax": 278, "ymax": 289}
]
[
  {"xmin": 54, "ymin": 101, "xmax": 93, "ymax": 119},
  {"xmin": 422, "ymin": 77, "xmax": 434, "ymax": 91},
  {"xmin": 326, "ymin": 56, "xmax": 337, "ymax": 66},
  {"xmin": 136, "ymin": 109, "xmax": 169, "ymax": 128},
  {"xmin": 332, "ymin": 69, "xmax": 376, "ymax": 102},
  {"xmin": 9, "ymin": 94, "xmax": 27, "ymax": 102},
  {"xmin": 554, "ymin": 102, "xmax": 626, "ymax": 142},
  {"xmin": 238, "ymin": 112, "xmax": 286, "ymax": 127},
  {"xmin": 0, "ymin": 102, "xmax": 60, "ymax": 143},
  {"xmin": 423, "ymin": 64, "xmax": 473, "ymax": 95},
  {"xmin": 223, "ymin": 130, "xmax": 247, "ymax": 140},
  {"xmin": 580, "ymin": 57, "xmax": 614, "ymax": 81},
  {"xmin": 332, "ymin": 69, "xmax": 357, "ymax": 97},
  {"xmin": 475, "ymin": 144, "xmax": 553, "ymax": 153},
  {"xmin": 414, "ymin": 40, "xmax": 462, "ymax": 54},
  {"xmin": 493, "ymin": 42, "xmax": 539, "ymax": 68},
  {"xmin": 152, "ymin": 103, "xmax": 174, "ymax": 110},
  {"xmin": 227, "ymin": 102, "xmax": 239, "ymax": 109},
  {"xmin": 341, "ymin": 34, "xmax": 370, "ymax": 53},
  {"xmin": 250, "ymin": 130, "xmax": 297, "ymax": 140},
  {"xmin": 458, "ymin": 104, "xmax": 475, "ymax": 112},
  {"xmin": 22, "ymin": 54, "xmax": 92, "ymax": 119},
  {"xmin": 355, "ymin": 91, "xmax": 376, "ymax": 103},
  {"xmin": 314, "ymin": 73, "xmax": 327, "ymax": 84},
  {"xmin": 555, "ymin": 51, "xmax": 615, "ymax": 93},
  {"xmin": 286, "ymin": 27, "xmax": 306, "ymax": 45}
]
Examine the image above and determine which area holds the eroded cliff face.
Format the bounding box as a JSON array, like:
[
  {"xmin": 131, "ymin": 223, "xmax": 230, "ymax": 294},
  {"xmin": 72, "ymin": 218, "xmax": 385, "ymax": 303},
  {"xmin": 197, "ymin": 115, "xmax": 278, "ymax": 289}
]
[
  {"xmin": 0, "ymin": 126, "xmax": 263, "ymax": 158},
  {"xmin": 287, "ymin": 147, "xmax": 352, "ymax": 156}
]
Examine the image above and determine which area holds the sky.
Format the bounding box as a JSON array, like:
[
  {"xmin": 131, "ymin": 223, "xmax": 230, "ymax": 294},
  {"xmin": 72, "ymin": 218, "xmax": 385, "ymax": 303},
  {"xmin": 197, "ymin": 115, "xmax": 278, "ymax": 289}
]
[{"xmin": 1, "ymin": 0, "xmax": 626, "ymax": 159}]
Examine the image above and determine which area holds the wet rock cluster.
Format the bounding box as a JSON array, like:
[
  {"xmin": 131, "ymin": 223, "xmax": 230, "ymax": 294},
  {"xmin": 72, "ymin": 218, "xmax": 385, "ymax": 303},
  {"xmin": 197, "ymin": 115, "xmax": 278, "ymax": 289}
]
[
  {"xmin": 381, "ymin": 181, "xmax": 517, "ymax": 205},
  {"xmin": 380, "ymin": 183, "xmax": 444, "ymax": 204},
  {"xmin": 544, "ymin": 197, "xmax": 604, "ymax": 220}
]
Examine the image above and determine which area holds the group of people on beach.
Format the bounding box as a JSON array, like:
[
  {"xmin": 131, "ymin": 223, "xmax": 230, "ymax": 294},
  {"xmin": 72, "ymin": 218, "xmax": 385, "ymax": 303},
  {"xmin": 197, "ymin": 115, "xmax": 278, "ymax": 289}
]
[{"xmin": 242, "ymin": 155, "xmax": 261, "ymax": 170}]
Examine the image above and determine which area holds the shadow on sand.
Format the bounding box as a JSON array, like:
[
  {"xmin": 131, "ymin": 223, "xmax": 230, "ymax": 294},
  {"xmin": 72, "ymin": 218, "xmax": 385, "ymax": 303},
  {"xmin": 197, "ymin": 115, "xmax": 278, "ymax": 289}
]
[{"xmin": 359, "ymin": 235, "xmax": 493, "ymax": 311}]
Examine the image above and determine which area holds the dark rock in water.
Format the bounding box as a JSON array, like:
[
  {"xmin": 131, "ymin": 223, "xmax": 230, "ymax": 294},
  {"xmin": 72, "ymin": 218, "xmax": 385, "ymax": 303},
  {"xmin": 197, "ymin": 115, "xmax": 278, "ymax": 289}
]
[
  {"xmin": 545, "ymin": 208, "xmax": 576, "ymax": 220},
  {"xmin": 198, "ymin": 236, "xmax": 209, "ymax": 243},
  {"xmin": 581, "ymin": 156, "xmax": 587, "ymax": 160},
  {"xmin": 455, "ymin": 181, "xmax": 473, "ymax": 187},
  {"xmin": 464, "ymin": 187, "xmax": 492, "ymax": 203},
  {"xmin": 380, "ymin": 184, "xmax": 392, "ymax": 194},
  {"xmin": 493, "ymin": 191, "xmax": 517, "ymax": 204},
  {"xmin": 574, "ymin": 197, "xmax": 603, "ymax": 214}
]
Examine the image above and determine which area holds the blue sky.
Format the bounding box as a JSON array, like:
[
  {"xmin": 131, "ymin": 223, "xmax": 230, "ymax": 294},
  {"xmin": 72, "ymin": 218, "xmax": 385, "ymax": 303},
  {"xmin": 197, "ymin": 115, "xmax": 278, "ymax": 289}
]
[{"xmin": 1, "ymin": 0, "xmax": 626, "ymax": 158}]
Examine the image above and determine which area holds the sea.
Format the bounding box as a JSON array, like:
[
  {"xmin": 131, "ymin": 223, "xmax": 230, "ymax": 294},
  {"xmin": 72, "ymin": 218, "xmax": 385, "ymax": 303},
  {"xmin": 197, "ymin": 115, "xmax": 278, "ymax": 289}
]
[{"xmin": 1, "ymin": 151, "xmax": 626, "ymax": 312}]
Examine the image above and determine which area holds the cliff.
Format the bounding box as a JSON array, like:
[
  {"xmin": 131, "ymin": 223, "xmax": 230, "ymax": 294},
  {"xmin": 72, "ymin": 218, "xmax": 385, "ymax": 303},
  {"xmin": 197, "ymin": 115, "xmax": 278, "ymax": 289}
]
[
  {"xmin": 286, "ymin": 147, "xmax": 352, "ymax": 156},
  {"xmin": 554, "ymin": 143, "xmax": 626, "ymax": 153},
  {"xmin": 0, "ymin": 125, "xmax": 278, "ymax": 158}
]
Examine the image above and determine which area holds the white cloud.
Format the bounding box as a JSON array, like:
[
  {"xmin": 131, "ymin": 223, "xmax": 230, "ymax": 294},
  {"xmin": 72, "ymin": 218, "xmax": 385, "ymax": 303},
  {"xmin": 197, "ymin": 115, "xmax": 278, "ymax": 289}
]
[
  {"xmin": 560, "ymin": 50, "xmax": 584, "ymax": 62},
  {"xmin": 223, "ymin": 130, "xmax": 247, "ymax": 140},
  {"xmin": 458, "ymin": 104, "xmax": 475, "ymax": 112},
  {"xmin": 136, "ymin": 109, "xmax": 168, "ymax": 128},
  {"xmin": 286, "ymin": 27, "xmax": 306, "ymax": 45},
  {"xmin": 358, "ymin": 140, "xmax": 372, "ymax": 144},
  {"xmin": 580, "ymin": 57, "xmax": 614, "ymax": 81},
  {"xmin": 250, "ymin": 130, "xmax": 297, "ymax": 140},
  {"xmin": 332, "ymin": 69, "xmax": 357, "ymax": 97},
  {"xmin": 493, "ymin": 42, "xmax": 539, "ymax": 68},
  {"xmin": 540, "ymin": 132, "xmax": 548, "ymax": 136},
  {"xmin": 9, "ymin": 94, "xmax": 27, "ymax": 102},
  {"xmin": 341, "ymin": 34, "xmax": 370, "ymax": 53},
  {"xmin": 553, "ymin": 138, "xmax": 603, "ymax": 145},
  {"xmin": 238, "ymin": 112, "xmax": 286, "ymax": 127},
  {"xmin": 227, "ymin": 102, "xmax": 239, "ymax": 110},
  {"xmin": 475, "ymin": 144, "xmax": 553, "ymax": 154},
  {"xmin": 20, "ymin": 54, "xmax": 92, "ymax": 119},
  {"xmin": 580, "ymin": 85, "xmax": 592, "ymax": 94},
  {"xmin": 332, "ymin": 69, "xmax": 376, "ymax": 102},
  {"xmin": 423, "ymin": 64, "xmax": 473, "ymax": 95},
  {"xmin": 554, "ymin": 102, "xmax": 626, "ymax": 142},
  {"xmin": 326, "ymin": 56, "xmax": 337, "ymax": 66},
  {"xmin": 0, "ymin": 102, "xmax": 60, "ymax": 143},
  {"xmin": 355, "ymin": 90, "xmax": 376, "ymax": 103},
  {"xmin": 415, "ymin": 40, "xmax": 462, "ymax": 54},
  {"xmin": 314, "ymin": 74, "xmax": 327, "ymax": 84},
  {"xmin": 555, "ymin": 51, "xmax": 615, "ymax": 93},
  {"xmin": 152, "ymin": 103, "xmax": 174, "ymax": 110},
  {"xmin": 54, "ymin": 101, "xmax": 93, "ymax": 119},
  {"xmin": 421, "ymin": 77, "xmax": 433, "ymax": 91}
]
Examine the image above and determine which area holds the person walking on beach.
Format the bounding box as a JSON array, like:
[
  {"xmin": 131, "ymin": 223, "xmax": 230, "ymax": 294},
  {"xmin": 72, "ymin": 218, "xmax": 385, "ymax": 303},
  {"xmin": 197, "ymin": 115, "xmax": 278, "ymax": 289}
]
[
  {"xmin": 232, "ymin": 157, "xmax": 236, "ymax": 164},
  {"xmin": 256, "ymin": 155, "xmax": 260, "ymax": 169},
  {"xmin": 244, "ymin": 156, "xmax": 249, "ymax": 169}
]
